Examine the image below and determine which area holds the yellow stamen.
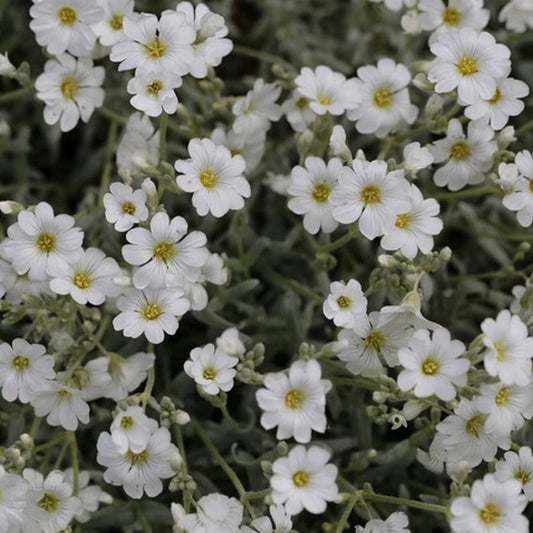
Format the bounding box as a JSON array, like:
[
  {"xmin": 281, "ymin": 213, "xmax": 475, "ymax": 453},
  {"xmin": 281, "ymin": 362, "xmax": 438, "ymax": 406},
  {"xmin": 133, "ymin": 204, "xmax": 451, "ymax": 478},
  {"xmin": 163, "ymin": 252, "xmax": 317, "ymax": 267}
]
[
  {"xmin": 336, "ymin": 295, "xmax": 351, "ymax": 309},
  {"xmin": 493, "ymin": 342, "xmax": 506, "ymax": 361},
  {"xmin": 421, "ymin": 357, "xmax": 440, "ymax": 376},
  {"xmin": 292, "ymin": 470, "xmax": 310, "ymax": 487},
  {"xmin": 35, "ymin": 232, "xmax": 56, "ymax": 253},
  {"xmin": 515, "ymin": 470, "xmax": 531, "ymax": 485},
  {"xmin": 479, "ymin": 503, "xmax": 500, "ymax": 525},
  {"xmin": 456, "ymin": 56, "xmax": 478, "ymax": 76},
  {"xmin": 144, "ymin": 38, "xmax": 166, "ymax": 60},
  {"xmin": 142, "ymin": 303, "xmax": 162, "ymax": 321},
  {"xmin": 442, "ymin": 7, "xmax": 461, "ymax": 26},
  {"xmin": 312, "ymin": 183, "xmax": 331, "ymax": 203},
  {"xmin": 285, "ymin": 389, "xmax": 305, "ymax": 409},
  {"xmin": 317, "ymin": 94, "xmax": 331, "ymax": 106},
  {"xmin": 494, "ymin": 387, "xmax": 509, "ymax": 405},
  {"xmin": 487, "ymin": 88, "xmax": 502, "ymax": 104},
  {"xmin": 147, "ymin": 80, "xmax": 163, "ymax": 95},
  {"xmin": 126, "ymin": 449, "xmax": 149, "ymax": 465},
  {"xmin": 203, "ymin": 367, "xmax": 217, "ymax": 380},
  {"xmin": 60, "ymin": 77, "xmax": 78, "ymax": 100},
  {"xmin": 199, "ymin": 167, "xmax": 218, "ymax": 189},
  {"xmin": 373, "ymin": 88, "xmax": 393, "ymax": 109},
  {"xmin": 12, "ymin": 355, "xmax": 30, "ymax": 370},
  {"xmin": 110, "ymin": 14, "xmax": 124, "ymax": 31},
  {"xmin": 360, "ymin": 184, "xmax": 382, "ymax": 205},
  {"xmin": 120, "ymin": 415, "xmax": 135, "ymax": 429},
  {"xmin": 465, "ymin": 414, "xmax": 484, "ymax": 437},
  {"xmin": 122, "ymin": 201, "xmax": 136, "ymax": 215},
  {"xmin": 38, "ymin": 493, "xmax": 59, "ymax": 513},
  {"xmin": 58, "ymin": 6, "xmax": 77, "ymax": 25},
  {"xmin": 395, "ymin": 213, "xmax": 412, "ymax": 229},
  {"xmin": 449, "ymin": 141, "xmax": 471, "ymax": 160},
  {"xmin": 363, "ymin": 330, "xmax": 385, "ymax": 352},
  {"xmin": 73, "ymin": 271, "xmax": 91, "ymax": 289},
  {"xmin": 153, "ymin": 242, "xmax": 175, "ymax": 263}
]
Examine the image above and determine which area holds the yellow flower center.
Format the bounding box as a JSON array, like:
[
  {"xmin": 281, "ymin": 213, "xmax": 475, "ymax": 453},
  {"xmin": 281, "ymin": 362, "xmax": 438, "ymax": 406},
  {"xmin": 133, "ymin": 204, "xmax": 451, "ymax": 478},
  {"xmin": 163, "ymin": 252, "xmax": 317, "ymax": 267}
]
[
  {"xmin": 67, "ymin": 367, "xmax": 88, "ymax": 390},
  {"xmin": 292, "ymin": 470, "xmax": 310, "ymax": 487},
  {"xmin": 57, "ymin": 389, "xmax": 72, "ymax": 399},
  {"xmin": 465, "ymin": 414, "xmax": 484, "ymax": 437},
  {"xmin": 456, "ymin": 55, "xmax": 479, "ymax": 76},
  {"xmin": 317, "ymin": 94, "xmax": 331, "ymax": 106},
  {"xmin": 336, "ymin": 295, "xmax": 351, "ymax": 309},
  {"xmin": 449, "ymin": 141, "xmax": 471, "ymax": 160},
  {"xmin": 363, "ymin": 330, "xmax": 385, "ymax": 352},
  {"xmin": 203, "ymin": 367, "xmax": 217, "ymax": 380},
  {"xmin": 515, "ymin": 469, "xmax": 531, "ymax": 485},
  {"xmin": 442, "ymin": 7, "xmax": 461, "ymax": 26},
  {"xmin": 38, "ymin": 493, "xmax": 59, "ymax": 513},
  {"xmin": 12, "ymin": 355, "xmax": 30, "ymax": 370},
  {"xmin": 295, "ymin": 97, "xmax": 309, "ymax": 109},
  {"xmin": 142, "ymin": 303, "xmax": 162, "ymax": 321},
  {"xmin": 60, "ymin": 76, "xmax": 79, "ymax": 100},
  {"xmin": 144, "ymin": 37, "xmax": 167, "ymax": 60},
  {"xmin": 35, "ymin": 232, "xmax": 57, "ymax": 253},
  {"xmin": 120, "ymin": 416, "xmax": 135, "ymax": 429},
  {"xmin": 494, "ymin": 386, "xmax": 509, "ymax": 405},
  {"xmin": 479, "ymin": 503, "xmax": 500, "ymax": 525},
  {"xmin": 199, "ymin": 167, "xmax": 218, "ymax": 189},
  {"xmin": 421, "ymin": 356, "xmax": 440, "ymax": 376},
  {"xmin": 73, "ymin": 271, "xmax": 91, "ymax": 289},
  {"xmin": 126, "ymin": 449, "xmax": 150, "ymax": 465},
  {"xmin": 122, "ymin": 201, "xmax": 136, "ymax": 215},
  {"xmin": 285, "ymin": 388, "xmax": 305, "ymax": 409},
  {"xmin": 312, "ymin": 183, "xmax": 331, "ymax": 203},
  {"xmin": 493, "ymin": 342, "xmax": 506, "ymax": 361},
  {"xmin": 58, "ymin": 6, "xmax": 77, "ymax": 25},
  {"xmin": 153, "ymin": 242, "xmax": 175, "ymax": 263},
  {"xmin": 360, "ymin": 184, "xmax": 382, "ymax": 205},
  {"xmin": 147, "ymin": 80, "xmax": 163, "ymax": 95},
  {"xmin": 395, "ymin": 213, "xmax": 412, "ymax": 229},
  {"xmin": 487, "ymin": 88, "xmax": 502, "ymax": 104},
  {"xmin": 110, "ymin": 14, "xmax": 124, "ymax": 31},
  {"xmin": 373, "ymin": 88, "xmax": 393, "ymax": 109}
]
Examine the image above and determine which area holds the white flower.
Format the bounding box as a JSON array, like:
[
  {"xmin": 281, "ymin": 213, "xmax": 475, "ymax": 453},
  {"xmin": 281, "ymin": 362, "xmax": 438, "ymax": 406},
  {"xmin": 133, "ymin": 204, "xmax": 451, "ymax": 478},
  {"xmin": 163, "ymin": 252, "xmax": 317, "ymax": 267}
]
[
  {"xmin": 232, "ymin": 78, "xmax": 282, "ymax": 136},
  {"xmin": 35, "ymin": 54, "xmax": 105, "ymax": 132},
  {"xmin": 116, "ymin": 112, "xmax": 160, "ymax": 181},
  {"xmin": 287, "ymin": 156, "xmax": 342, "ymax": 235},
  {"xmin": 476, "ymin": 382, "xmax": 533, "ymax": 437},
  {"xmin": 428, "ymin": 28, "xmax": 511, "ymax": 103},
  {"xmin": 29, "ymin": 0, "xmax": 103, "ymax": 56},
  {"xmin": 127, "ymin": 67, "xmax": 182, "ymax": 117},
  {"xmin": 110, "ymin": 11, "xmax": 195, "ymax": 75},
  {"xmin": 322, "ymin": 279, "xmax": 368, "ymax": 329},
  {"xmin": 175, "ymin": 138, "xmax": 251, "ymax": 218},
  {"xmin": 501, "ymin": 151, "xmax": 533, "ymax": 227},
  {"xmin": 450, "ymin": 474, "xmax": 528, "ymax": 533},
  {"xmin": 347, "ymin": 58, "xmax": 418, "ymax": 138},
  {"xmin": 369, "ymin": 0, "xmax": 411, "ymax": 11},
  {"xmin": 49, "ymin": 247, "xmax": 121, "ymax": 305},
  {"xmin": 294, "ymin": 65, "xmax": 360, "ymax": 116},
  {"xmin": 380, "ymin": 184, "xmax": 443, "ymax": 258},
  {"xmin": 0, "ymin": 466, "xmax": 27, "ymax": 533},
  {"xmin": 216, "ymin": 328, "xmax": 245, "ymax": 357},
  {"xmin": 499, "ymin": 0, "xmax": 533, "ymax": 33},
  {"xmin": 464, "ymin": 77, "xmax": 529, "ymax": 130},
  {"xmin": 62, "ymin": 468, "xmax": 112, "ymax": 523},
  {"xmin": 429, "ymin": 118, "xmax": 497, "ymax": 191},
  {"xmin": 110, "ymin": 406, "xmax": 159, "ymax": 453},
  {"xmin": 92, "ymin": 0, "xmax": 135, "ymax": 47},
  {"xmin": 0, "ymin": 338, "xmax": 55, "ymax": 404},
  {"xmin": 123, "ymin": 212, "xmax": 208, "ymax": 289},
  {"xmin": 355, "ymin": 512, "xmax": 410, "ymax": 533},
  {"xmin": 241, "ymin": 505, "xmax": 293, "ymax": 533},
  {"xmin": 256, "ymin": 359, "xmax": 332, "ymax": 443},
  {"xmin": 402, "ymin": 142, "xmax": 434, "ymax": 172},
  {"xmin": 175, "ymin": 1, "xmax": 233, "ymax": 78},
  {"xmin": 397, "ymin": 327, "xmax": 469, "ymax": 401},
  {"xmin": 97, "ymin": 427, "xmax": 179, "ymax": 499},
  {"xmin": 184, "ymin": 343, "xmax": 238, "ymax": 395},
  {"xmin": 0, "ymin": 52, "xmax": 16, "ymax": 77},
  {"xmin": 331, "ymin": 159, "xmax": 411, "ymax": 240},
  {"xmin": 337, "ymin": 312, "xmax": 413, "ymax": 376},
  {"xmin": 481, "ymin": 310, "xmax": 533, "ymax": 386},
  {"xmin": 418, "ymin": 0, "xmax": 489, "ymax": 39},
  {"xmin": 57, "ymin": 357, "xmax": 112, "ymax": 402},
  {"xmin": 282, "ymin": 90, "xmax": 315, "ymax": 133},
  {"xmin": 31, "ymin": 382, "xmax": 90, "ymax": 431},
  {"xmin": 0, "ymin": 256, "xmax": 54, "ymax": 303},
  {"xmin": 3, "ymin": 202, "xmax": 83, "ymax": 281},
  {"xmin": 103, "ymin": 182, "xmax": 149, "ymax": 232},
  {"xmin": 435, "ymin": 399, "xmax": 510, "ymax": 467},
  {"xmin": 495, "ymin": 448, "xmax": 533, "ymax": 501},
  {"xmin": 113, "ymin": 287, "xmax": 190, "ymax": 344},
  {"xmin": 21, "ymin": 468, "xmax": 81, "ymax": 533},
  {"xmin": 106, "ymin": 351, "xmax": 155, "ymax": 401},
  {"xmin": 270, "ymin": 445, "xmax": 339, "ymax": 515}
]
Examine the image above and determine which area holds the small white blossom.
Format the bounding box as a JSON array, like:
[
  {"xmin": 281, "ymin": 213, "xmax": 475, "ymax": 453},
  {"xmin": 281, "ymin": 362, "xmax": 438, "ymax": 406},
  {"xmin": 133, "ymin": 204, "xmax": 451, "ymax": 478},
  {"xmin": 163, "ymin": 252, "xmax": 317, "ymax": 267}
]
[
  {"xmin": 322, "ymin": 279, "xmax": 368, "ymax": 329},
  {"xmin": 501, "ymin": 151, "xmax": 533, "ymax": 227},
  {"xmin": 110, "ymin": 406, "xmax": 159, "ymax": 453},
  {"xmin": 103, "ymin": 182, "xmax": 149, "ymax": 232},
  {"xmin": 0, "ymin": 466, "xmax": 27, "ymax": 533},
  {"xmin": 92, "ymin": 0, "xmax": 135, "ymax": 47},
  {"xmin": 355, "ymin": 512, "xmax": 410, "ymax": 533},
  {"xmin": 402, "ymin": 142, "xmax": 434, "ymax": 172},
  {"xmin": 499, "ymin": 0, "xmax": 533, "ymax": 33},
  {"xmin": 216, "ymin": 327, "xmax": 245, "ymax": 357},
  {"xmin": 106, "ymin": 351, "xmax": 155, "ymax": 401},
  {"xmin": 495, "ymin": 448, "xmax": 533, "ymax": 501},
  {"xmin": 282, "ymin": 90, "xmax": 315, "ymax": 133},
  {"xmin": 241, "ymin": 505, "xmax": 293, "ymax": 533}
]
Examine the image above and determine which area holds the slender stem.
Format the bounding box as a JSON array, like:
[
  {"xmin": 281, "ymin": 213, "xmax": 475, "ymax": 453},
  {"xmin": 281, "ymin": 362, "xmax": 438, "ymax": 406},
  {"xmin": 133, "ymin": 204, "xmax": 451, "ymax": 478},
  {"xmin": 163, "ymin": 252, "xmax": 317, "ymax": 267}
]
[
  {"xmin": 0, "ymin": 84, "xmax": 33, "ymax": 104},
  {"xmin": 321, "ymin": 228, "xmax": 359, "ymax": 253},
  {"xmin": 193, "ymin": 421, "xmax": 255, "ymax": 516},
  {"xmin": 241, "ymin": 488, "xmax": 270, "ymax": 503},
  {"xmin": 232, "ymin": 44, "xmax": 294, "ymax": 71},
  {"xmin": 142, "ymin": 367, "xmax": 155, "ymax": 408},
  {"xmin": 361, "ymin": 491, "xmax": 447, "ymax": 514},
  {"xmin": 432, "ymin": 185, "xmax": 496, "ymax": 201},
  {"xmin": 159, "ymin": 112, "xmax": 168, "ymax": 163},
  {"xmin": 173, "ymin": 423, "xmax": 192, "ymax": 512},
  {"xmin": 259, "ymin": 266, "xmax": 323, "ymax": 304},
  {"xmin": 335, "ymin": 498, "xmax": 356, "ymax": 533},
  {"xmin": 69, "ymin": 433, "xmax": 79, "ymax": 495},
  {"xmin": 29, "ymin": 416, "xmax": 41, "ymax": 439},
  {"xmin": 98, "ymin": 120, "xmax": 119, "ymax": 203},
  {"xmin": 96, "ymin": 106, "xmax": 127, "ymax": 125},
  {"xmin": 34, "ymin": 433, "xmax": 69, "ymax": 453}
]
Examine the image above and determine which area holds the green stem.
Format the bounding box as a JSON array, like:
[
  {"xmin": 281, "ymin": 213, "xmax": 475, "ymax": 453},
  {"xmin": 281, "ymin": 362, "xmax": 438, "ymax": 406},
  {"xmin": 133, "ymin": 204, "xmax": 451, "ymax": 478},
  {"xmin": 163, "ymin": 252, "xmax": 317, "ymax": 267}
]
[
  {"xmin": 259, "ymin": 266, "xmax": 323, "ymax": 304},
  {"xmin": 193, "ymin": 421, "xmax": 255, "ymax": 516},
  {"xmin": 69, "ymin": 433, "xmax": 79, "ymax": 495},
  {"xmin": 142, "ymin": 367, "xmax": 155, "ymax": 408},
  {"xmin": 432, "ymin": 185, "xmax": 496, "ymax": 201},
  {"xmin": 0, "ymin": 84, "xmax": 33, "ymax": 104},
  {"xmin": 159, "ymin": 112, "xmax": 168, "ymax": 163},
  {"xmin": 232, "ymin": 44, "xmax": 294, "ymax": 71},
  {"xmin": 29, "ymin": 416, "xmax": 41, "ymax": 439},
  {"xmin": 335, "ymin": 498, "xmax": 356, "ymax": 533},
  {"xmin": 320, "ymin": 227, "xmax": 359, "ymax": 253},
  {"xmin": 361, "ymin": 491, "xmax": 447, "ymax": 514},
  {"xmin": 34, "ymin": 433, "xmax": 69, "ymax": 453},
  {"xmin": 96, "ymin": 106, "xmax": 127, "ymax": 125},
  {"xmin": 98, "ymin": 120, "xmax": 119, "ymax": 203}
]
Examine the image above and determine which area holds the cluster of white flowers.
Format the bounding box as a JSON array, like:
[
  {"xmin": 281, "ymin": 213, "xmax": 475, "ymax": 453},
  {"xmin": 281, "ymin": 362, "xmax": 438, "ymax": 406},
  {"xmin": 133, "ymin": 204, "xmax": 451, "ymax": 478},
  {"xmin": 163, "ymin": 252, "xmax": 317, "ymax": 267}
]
[{"xmin": 3, "ymin": 0, "xmax": 533, "ymax": 531}]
